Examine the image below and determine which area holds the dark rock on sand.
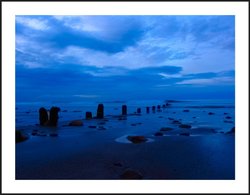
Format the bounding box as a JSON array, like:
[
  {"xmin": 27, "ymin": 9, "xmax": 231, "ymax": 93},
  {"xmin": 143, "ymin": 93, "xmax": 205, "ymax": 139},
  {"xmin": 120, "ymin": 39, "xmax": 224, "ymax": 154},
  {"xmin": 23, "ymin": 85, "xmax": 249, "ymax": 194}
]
[
  {"xmin": 98, "ymin": 126, "xmax": 106, "ymax": 130},
  {"xmin": 31, "ymin": 129, "xmax": 38, "ymax": 136},
  {"xmin": 152, "ymin": 106, "xmax": 156, "ymax": 112},
  {"xmin": 122, "ymin": 105, "xmax": 127, "ymax": 115},
  {"xmin": 160, "ymin": 127, "xmax": 173, "ymax": 131},
  {"xmin": 127, "ymin": 136, "xmax": 147, "ymax": 144},
  {"xmin": 183, "ymin": 109, "xmax": 190, "ymax": 112},
  {"xmin": 85, "ymin": 112, "xmax": 92, "ymax": 120},
  {"xmin": 179, "ymin": 132, "xmax": 190, "ymax": 136},
  {"xmin": 49, "ymin": 107, "xmax": 60, "ymax": 126},
  {"xmin": 224, "ymin": 112, "xmax": 228, "ymax": 115},
  {"xmin": 96, "ymin": 104, "xmax": 104, "ymax": 119},
  {"xmin": 225, "ymin": 116, "xmax": 232, "ymax": 119},
  {"xmin": 137, "ymin": 108, "xmax": 141, "ymax": 114},
  {"xmin": 168, "ymin": 117, "xmax": 174, "ymax": 120},
  {"xmin": 16, "ymin": 130, "xmax": 29, "ymax": 143},
  {"xmin": 226, "ymin": 127, "xmax": 235, "ymax": 134},
  {"xmin": 88, "ymin": 125, "xmax": 97, "ymax": 128},
  {"xmin": 118, "ymin": 117, "xmax": 127, "ymax": 121},
  {"xmin": 172, "ymin": 120, "xmax": 181, "ymax": 124},
  {"xmin": 49, "ymin": 133, "xmax": 58, "ymax": 137},
  {"xmin": 113, "ymin": 162, "xmax": 123, "ymax": 167},
  {"xmin": 120, "ymin": 169, "xmax": 143, "ymax": 179},
  {"xmin": 166, "ymin": 103, "xmax": 171, "ymax": 106},
  {"xmin": 69, "ymin": 120, "xmax": 83, "ymax": 126},
  {"xmin": 224, "ymin": 120, "xmax": 233, "ymax": 123},
  {"xmin": 73, "ymin": 110, "xmax": 82, "ymax": 112},
  {"xmin": 208, "ymin": 112, "xmax": 215, "ymax": 115},
  {"xmin": 39, "ymin": 107, "xmax": 48, "ymax": 126},
  {"xmin": 179, "ymin": 124, "xmax": 192, "ymax": 129},
  {"xmin": 154, "ymin": 132, "xmax": 163, "ymax": 136},
  {"xmin": 37, "ymin": 133, "xmax": 47, "ymax": 136},
  {"xmin": 146, "ymin": 107, "xmax": 150, "ymax": 113}
]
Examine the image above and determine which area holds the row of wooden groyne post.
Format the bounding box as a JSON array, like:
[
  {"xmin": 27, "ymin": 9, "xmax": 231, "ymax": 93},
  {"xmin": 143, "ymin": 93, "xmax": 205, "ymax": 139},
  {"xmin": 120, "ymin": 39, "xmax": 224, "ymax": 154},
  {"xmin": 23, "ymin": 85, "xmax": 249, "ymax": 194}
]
[{"xmin": 39, "ymin": 103, "xmax": 171, "ymax": 127}]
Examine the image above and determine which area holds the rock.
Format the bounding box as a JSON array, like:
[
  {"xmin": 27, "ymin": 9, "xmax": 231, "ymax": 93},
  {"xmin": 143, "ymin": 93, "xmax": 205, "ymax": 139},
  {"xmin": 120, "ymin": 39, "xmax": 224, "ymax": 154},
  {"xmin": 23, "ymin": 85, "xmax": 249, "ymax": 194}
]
[
  {"xmin": 88, "ymin": 125, "xmax": 97, "ymax": 128},
  {"xmin": 183, "ymin": 109, "xmax": 190, "ymax": 112},
  {"xmin": 120, "ymin": 169, "xmax": 143, "ymax": 179},
  {"xmin": 49, "ymin": 107, "xmax": 60, "ymax": 126},
  {"xmin": 85, "ymin": 112, "xmax": 92, "ymax": 120},
  {"xmin": 113, "ymin": 162, "xmax": 123, "ymax": 167},
  {"xmin": 179, "ymin": 124, "xmax": 191, "ymax": 129},
  {"xmin": 225, "ymin": 116, "xmax": 232, "ymax": 119},
  {"xmin": 16, "ymin": 130, "xmax": 29, "ymax": 143},
  {"xmin": 168, "ymin": 117, "xmax": 174, "ymax": 120},
  {"xmin": 152, "ymin": 106, "xmax": 156, "ymax": 112},
  {"xmin": 73, "ymin": 110, "xmax": 82, "ymax": 112},
  {"xmin": 98, "ymin": 126, "xmax": 106, "ymax": 130},
  {"xmin": 39, "ymin": 107, "xmax": 48, "ymax": 126},
  {"xmin": 226, "ymin": 127, "xmax": 235, "ymax": 134},
  {"xmin": 192, "ymin": 116, "xmax": 196, "ymax": 118},
  {"xmin": 160, "ymin": 127, "xmax": 173, "ymax": 131},
  {"xmin": 137, "ymin": 108, "xmax": 141, "ymax": 114},
  {"xmin": 122, "ymin": 105, "xmax": 127, "ymax": 115},
  {"xmin": 127, "ymin": 136, "xmax": 148, "ymax": 144},
  {"xmin": 158, "ymin": 116, "xmax": 163, "ymax": 118},
  {"xmin": 118, "ymin": 117, "xmax": 127, "ymax": 120},
  {"xmin": 224, "ymin": 112, "xmax": 228, "ymax": 115},
  {"xmin": 49, "ymin": 133, "xmax": 58, "ymax": 137},
  {"xmin": 208, "ymin": 112, "xmax": 215, "ymax": 115},
  {"xmin": 224, "ymin": 120, "xmax": 233, "ymax": 123},
  {"xmin": 31, "ymin": 130, "xmax": 38, "ymax": 136},
  {"xmin": 69, "ymin": 120, "xmax": 83, "ymax": 126},
  {"xmin": 131, "ymin": 123, "xmax": 137, "ymax": 126},
  {"xmin": 157, "ymin": 105, "xmax": 161, "ymax": 110},
  {"xmin": 179, "ymin": 132, "xmax": 190, "ymax": 136},
  {"xmin": 96, "ymin": 104, "xmax": 104, "ymax": 119},
  {"xmin": 154, "ymin": 132, "xmax": 163, "ymax": 136},
  {"xmin": 172, "ymin": 120, "xmax": 181, "ymax": 124},
  {"xmin": 37, "ymin": 133, "xmax": 47, "ymax": 136},
  {"xmin": 166, "ymin": 103, "xmax": 171, "ymax": 106},
  {"xmin": 146, "ymin": 107, "xmax": 150, "ymax": 113}
]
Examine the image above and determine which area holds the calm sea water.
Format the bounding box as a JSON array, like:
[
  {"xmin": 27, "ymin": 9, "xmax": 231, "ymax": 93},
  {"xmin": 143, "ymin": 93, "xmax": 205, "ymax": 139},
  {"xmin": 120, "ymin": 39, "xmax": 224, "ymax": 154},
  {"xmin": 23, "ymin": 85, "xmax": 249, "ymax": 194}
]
[{"xmin": 16, "ymin": 99, "xmax": 235, "ymax": 131}]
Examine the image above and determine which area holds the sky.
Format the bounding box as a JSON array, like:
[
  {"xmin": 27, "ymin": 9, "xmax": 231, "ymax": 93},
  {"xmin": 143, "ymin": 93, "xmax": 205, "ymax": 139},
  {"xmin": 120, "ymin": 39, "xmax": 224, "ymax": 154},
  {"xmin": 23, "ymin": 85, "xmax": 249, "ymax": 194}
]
[{"xmin": 15, "ymin": 15, "xmax": 235, "ymax": 103}]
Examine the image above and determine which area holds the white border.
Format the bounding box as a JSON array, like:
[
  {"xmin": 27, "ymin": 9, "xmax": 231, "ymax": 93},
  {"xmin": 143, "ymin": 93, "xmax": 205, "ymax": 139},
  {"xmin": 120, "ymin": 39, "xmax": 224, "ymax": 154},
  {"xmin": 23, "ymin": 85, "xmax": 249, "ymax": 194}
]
[{"xmin": 2, "ymin": 1, "xmax": 249, "ymax": 193}]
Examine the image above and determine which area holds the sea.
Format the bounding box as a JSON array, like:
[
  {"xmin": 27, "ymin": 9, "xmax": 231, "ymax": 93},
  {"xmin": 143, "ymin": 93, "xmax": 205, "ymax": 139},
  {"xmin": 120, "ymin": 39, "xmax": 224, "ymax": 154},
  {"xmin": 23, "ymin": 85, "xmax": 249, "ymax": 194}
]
[{"xmin": 16, "ymin": 98, "xmax": 235, "ymax": 133}]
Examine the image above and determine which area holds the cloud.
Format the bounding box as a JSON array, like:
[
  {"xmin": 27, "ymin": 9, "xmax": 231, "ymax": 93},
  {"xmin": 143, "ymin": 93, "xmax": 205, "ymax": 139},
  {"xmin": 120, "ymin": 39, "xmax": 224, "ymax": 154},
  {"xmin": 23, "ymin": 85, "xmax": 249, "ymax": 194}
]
[
  {"xmin": 16, "ymin": 16, "xmax": 50, "ymax": 30},
  {"xmin": 73, "ymin": 94, "xmax": 99, "ymax": 98},
  {"xmin": 176, "ymin": 77, "xmax": 234, "ymax": 85},
  {"xmin": 53, "ymin": 16, "xmax": 144, "ymax": 42},
  {"xmin": 15, "ymin": 16, "xmax": 235, "ymax": 101}
]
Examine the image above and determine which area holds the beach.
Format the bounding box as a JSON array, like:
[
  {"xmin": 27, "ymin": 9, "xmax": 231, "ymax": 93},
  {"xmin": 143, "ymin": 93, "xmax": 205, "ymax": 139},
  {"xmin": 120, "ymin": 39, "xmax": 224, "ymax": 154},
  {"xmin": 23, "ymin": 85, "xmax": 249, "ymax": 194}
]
[{"xmin": 15, "ymin": 99, "xmax": 235, "ymax": 179}]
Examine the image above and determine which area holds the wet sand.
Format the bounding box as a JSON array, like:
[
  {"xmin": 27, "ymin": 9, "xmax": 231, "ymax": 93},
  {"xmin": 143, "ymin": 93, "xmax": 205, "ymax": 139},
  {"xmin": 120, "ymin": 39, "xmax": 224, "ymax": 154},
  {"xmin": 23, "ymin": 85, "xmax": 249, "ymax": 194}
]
[{"xmin": 16, "ymin": 107, "xmax": 235, "ymax": 179}]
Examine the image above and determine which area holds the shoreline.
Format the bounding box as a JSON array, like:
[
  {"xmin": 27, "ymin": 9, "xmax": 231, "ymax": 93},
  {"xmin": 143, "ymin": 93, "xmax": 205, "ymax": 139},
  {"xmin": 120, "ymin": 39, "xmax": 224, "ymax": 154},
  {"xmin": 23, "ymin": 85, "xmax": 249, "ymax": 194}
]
[{"xmin": 16, "ymin": 100, "xmax": 235, "ymax": 179}]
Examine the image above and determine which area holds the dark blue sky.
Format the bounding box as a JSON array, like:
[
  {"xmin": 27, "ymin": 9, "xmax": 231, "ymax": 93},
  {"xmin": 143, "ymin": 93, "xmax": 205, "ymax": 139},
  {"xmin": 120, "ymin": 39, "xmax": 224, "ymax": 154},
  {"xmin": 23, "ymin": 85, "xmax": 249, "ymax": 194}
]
[{"xmin": 16, "ymin": 15, "xmax": 235, "ymax": 102}]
